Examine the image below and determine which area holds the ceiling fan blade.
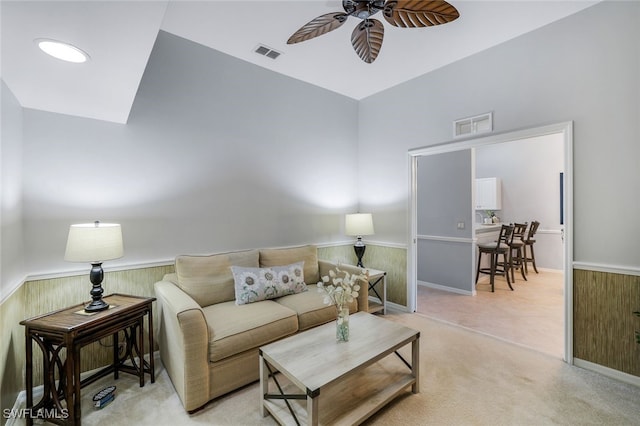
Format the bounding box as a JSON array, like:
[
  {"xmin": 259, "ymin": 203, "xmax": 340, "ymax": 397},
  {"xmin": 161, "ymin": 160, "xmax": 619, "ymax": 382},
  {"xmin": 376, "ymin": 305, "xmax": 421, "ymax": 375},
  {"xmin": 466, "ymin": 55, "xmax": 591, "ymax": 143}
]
[
  {"xmin": 287, "ymin": 12, "xmax": 349, "ymax": 44},
  {"xmin": 351, "ymin": 19, "xmax": 384, "ymax": 64},
  {"xmin": 383, "ymin": 0, "xmax": 460, "ymax": 28}
]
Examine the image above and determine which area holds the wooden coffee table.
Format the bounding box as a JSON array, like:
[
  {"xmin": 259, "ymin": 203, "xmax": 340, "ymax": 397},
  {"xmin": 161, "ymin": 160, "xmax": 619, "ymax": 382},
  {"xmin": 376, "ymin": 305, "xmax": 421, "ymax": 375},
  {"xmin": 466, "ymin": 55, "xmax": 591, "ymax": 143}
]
[{"xmin": 259, "ymin": 312, "xmax": 420, "ymax": 425}]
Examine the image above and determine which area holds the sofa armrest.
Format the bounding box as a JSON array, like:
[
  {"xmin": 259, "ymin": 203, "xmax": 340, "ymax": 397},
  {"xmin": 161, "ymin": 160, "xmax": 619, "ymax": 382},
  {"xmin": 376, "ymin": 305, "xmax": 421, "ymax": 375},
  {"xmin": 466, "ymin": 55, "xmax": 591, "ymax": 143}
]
[
  {"xmin": 154, "ymin": 279, "xmax": 210, "ymax": 412},
  {"xmin": 318, "ymin": 260, "xmax": 369, "ymax": 313}
]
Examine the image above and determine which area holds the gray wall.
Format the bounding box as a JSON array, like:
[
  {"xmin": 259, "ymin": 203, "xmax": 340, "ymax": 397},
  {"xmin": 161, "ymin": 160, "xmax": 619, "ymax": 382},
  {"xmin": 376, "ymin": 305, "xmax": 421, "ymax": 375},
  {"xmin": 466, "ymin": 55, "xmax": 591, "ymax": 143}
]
[
  {"xmin": 417, "ymin": 150, "xmax": 472, "ymax": 238},
  {"xmin": 1, "ymin": 81, "xmax": 25, "ymax": 300},
  {"xmin": 19, "ymin": 31, "xmax": 360, "ymax": 276},
  {"xmin": 416, "ymin": 150, "xmax": 473, "ymax": 292},
  {"xmin": 358, "ymin": 1, "xmax": 640, "ymax": 268}
]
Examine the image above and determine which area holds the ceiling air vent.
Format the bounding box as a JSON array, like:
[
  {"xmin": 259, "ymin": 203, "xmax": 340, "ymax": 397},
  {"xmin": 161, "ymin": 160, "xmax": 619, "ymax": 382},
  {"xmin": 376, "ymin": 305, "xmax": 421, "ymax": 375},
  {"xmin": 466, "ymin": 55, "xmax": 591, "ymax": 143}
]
[
  {"xmin": 254, "ymin": 44, "xmax": 281, "ymax": 60},
  {"xmin": 453, "ymin": 112, "xmax": 493, "ymax": 138}
]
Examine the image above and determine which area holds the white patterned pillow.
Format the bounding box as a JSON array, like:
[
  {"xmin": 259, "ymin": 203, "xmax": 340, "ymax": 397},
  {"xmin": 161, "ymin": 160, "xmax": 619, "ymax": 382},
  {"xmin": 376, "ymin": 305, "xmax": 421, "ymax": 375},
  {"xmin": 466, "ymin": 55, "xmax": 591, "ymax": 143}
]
[{"xmin": 231, "ymin": 262, "xmax": 307, "ymax": 305}]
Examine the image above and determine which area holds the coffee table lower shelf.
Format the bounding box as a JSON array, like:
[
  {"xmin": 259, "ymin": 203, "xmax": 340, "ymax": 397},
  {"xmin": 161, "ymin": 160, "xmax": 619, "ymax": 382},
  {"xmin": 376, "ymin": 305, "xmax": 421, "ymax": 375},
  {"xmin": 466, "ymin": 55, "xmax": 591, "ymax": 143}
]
[{"xmin": 262, "ymin": 353, "xmax": 416, "ymax": 425}]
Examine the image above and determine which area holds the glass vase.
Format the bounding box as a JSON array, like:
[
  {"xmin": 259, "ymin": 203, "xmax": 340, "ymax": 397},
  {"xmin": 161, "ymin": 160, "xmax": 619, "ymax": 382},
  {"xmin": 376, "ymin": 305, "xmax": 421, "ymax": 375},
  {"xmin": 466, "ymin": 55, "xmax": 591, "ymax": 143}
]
[{"xmin": 336, "ymin": 306, "xmax": 350, "ymax": 342}]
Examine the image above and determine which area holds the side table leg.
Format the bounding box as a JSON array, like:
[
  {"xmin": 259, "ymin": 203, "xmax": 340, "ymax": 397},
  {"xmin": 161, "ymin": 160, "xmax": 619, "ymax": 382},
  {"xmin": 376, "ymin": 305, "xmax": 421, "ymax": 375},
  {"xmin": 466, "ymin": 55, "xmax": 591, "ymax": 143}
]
[
  {"xmin": 64, "ymin": 344, "xmax": 73, "ymax": 424},
  {"xmin": 113, "ymin": 332, "xmax": 119, "ymax": 380},
  {"xmin": 138, "ymin": 318, "xmax": 145, "ymax": 387},
  {"xmin": 411, "ymin": 337, "xmax": 420, "ymax": 394},
  {"xmin": 65, "ymin": 342, "xmax": 81, "ymax": 425},
  {"xmin": 259, "ymin": 353, "xmax": 267, "ymax": 417},
  {"xmin": 148, "ymin": 305, "xmax": 155, "ymax": 383},
  {"xmin": 75, "ymin": 344, "xmax": 82, "ymax": 424},
  {"xmin": 383, "ymin": 275, "xmax": 387, "ymax": 315},
  {"xmin": 25, "ymin": 333, "xmax": 33, "ymax": 426}
]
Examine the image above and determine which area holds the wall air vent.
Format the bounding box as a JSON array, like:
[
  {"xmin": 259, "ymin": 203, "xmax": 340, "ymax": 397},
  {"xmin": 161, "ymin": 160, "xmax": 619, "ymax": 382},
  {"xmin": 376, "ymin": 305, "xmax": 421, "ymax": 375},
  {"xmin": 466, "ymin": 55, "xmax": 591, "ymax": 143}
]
[
  {"xmin": 453, "ymin": 112, "xmax": 493, "ymax": 138},
  {"xmin": 254, "ymin": 44, "xmax": 281, "ymax": 60}
]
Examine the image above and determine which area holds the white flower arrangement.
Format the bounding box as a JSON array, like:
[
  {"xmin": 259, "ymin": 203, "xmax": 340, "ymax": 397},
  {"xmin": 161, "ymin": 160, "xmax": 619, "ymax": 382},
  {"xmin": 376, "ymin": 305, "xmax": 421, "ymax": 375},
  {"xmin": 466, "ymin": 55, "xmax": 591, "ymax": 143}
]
[{"xmin": 317, "ymin": 267, "xmax": 368, "ymax": 311}]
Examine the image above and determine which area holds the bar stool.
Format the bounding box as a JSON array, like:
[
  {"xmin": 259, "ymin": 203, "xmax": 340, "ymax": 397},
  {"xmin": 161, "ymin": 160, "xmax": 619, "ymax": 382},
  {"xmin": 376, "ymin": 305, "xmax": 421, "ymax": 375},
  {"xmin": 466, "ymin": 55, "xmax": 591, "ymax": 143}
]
[
  {"xmin": 475, "ymin": 224, "xmax": 514, "ymax": 292},
  {"xmin": 507, "ymin": 222, "xmax": 528, "ymax": 282},
  {"xmin": 523, "ymin": 221, "xmax": 540, "ymax": 274}
]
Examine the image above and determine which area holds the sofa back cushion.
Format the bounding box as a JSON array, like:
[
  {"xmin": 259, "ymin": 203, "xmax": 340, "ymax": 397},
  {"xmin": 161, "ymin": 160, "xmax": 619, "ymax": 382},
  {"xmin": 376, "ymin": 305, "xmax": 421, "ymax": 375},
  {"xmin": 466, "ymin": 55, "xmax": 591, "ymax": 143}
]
[
  {"xmin": 175, "ymin": 250, "xmax": 259, "ymax": 307},
  {"xmin": 259, "ymin": 245, "xmax": 319, "ymax": 285}
]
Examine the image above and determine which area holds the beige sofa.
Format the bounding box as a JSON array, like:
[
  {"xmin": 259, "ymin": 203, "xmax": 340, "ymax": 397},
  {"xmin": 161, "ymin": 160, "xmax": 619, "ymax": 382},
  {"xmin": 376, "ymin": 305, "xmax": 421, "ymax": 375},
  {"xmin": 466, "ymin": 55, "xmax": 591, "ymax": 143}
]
[{"xmin": 154, "ymin": 245, "xmax": 368, "ymax": 412}]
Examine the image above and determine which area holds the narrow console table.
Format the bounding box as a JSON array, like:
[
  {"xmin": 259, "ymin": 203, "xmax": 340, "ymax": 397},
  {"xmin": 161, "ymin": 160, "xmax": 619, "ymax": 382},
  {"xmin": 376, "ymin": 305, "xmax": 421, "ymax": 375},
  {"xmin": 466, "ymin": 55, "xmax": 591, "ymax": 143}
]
[{"xmin": 20, "ymin": 294, "xmax": 155, "ymax": 425}]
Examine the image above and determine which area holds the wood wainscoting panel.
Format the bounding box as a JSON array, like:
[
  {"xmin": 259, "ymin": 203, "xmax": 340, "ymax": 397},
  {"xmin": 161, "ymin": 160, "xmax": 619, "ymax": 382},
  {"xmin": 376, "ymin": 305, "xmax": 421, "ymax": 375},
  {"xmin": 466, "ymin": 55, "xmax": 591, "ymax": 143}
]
[
  {"xmin": 362, "ymin": 245, "xmax": 407, "ymax": 307},
  {"xmin": 573, "ymin": 269, "xmax": 640, "ymax": 376},
  {"xmin": 320, "ymin": 244, "xmax": 408, "ymax": 308}
]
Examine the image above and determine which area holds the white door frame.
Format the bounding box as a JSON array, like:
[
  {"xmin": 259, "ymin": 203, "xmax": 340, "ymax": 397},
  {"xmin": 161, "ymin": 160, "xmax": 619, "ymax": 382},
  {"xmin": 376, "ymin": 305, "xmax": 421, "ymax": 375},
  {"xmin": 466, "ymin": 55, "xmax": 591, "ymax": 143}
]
[{"xmin": 407, "ymin": 121, "xmax": 574, "ymax": 363}]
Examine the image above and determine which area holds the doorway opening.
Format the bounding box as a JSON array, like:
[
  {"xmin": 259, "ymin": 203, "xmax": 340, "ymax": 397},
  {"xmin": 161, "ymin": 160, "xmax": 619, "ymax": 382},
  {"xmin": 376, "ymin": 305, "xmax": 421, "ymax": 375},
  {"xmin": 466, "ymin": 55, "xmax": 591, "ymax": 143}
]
[{"xmin": 407, "ymin": 122, "xmax": 573, "ymax": 362}]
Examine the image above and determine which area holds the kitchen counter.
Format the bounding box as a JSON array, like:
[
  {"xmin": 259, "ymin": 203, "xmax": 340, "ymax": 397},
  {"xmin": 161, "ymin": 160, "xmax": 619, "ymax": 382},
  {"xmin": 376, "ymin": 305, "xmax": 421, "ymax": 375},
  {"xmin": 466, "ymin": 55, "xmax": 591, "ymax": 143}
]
[{"xmin": 475, "ymin": 223, "xmax": 502, "ymax": 234}]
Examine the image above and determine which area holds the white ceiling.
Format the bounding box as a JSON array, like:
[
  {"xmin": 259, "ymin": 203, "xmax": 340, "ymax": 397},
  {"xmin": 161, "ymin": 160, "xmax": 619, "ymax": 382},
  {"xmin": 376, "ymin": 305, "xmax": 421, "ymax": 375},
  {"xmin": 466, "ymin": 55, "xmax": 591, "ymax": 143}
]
[{"xmin": 1, "ymin": 1, "xmax": 599, "ymax": 124}]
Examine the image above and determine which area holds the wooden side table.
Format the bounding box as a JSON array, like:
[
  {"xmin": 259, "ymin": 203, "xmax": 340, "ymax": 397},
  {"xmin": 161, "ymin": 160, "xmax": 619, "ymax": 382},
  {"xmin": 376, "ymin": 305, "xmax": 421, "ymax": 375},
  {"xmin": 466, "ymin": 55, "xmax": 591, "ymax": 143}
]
[
  {"xmin": 20, "ymin": 294, "xmax": 155, "ymax": 425},
  {"xmin": 366, "ymin": 268, "xmax": 387, "ymax": 315}
]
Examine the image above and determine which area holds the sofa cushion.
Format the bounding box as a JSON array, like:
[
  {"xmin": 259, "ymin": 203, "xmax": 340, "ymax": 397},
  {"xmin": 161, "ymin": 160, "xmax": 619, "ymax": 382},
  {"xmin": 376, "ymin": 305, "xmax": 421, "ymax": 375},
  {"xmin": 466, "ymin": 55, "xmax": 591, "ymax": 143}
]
[
  {"xmin": 231, "ymin": 262, "xmax": 307, "ymax": 305},
  {"xmin": 274, "ymin": 290, "xmax": 349, "ymax": 331},
  {"xmin": 203, "ymin": 300, "xmax": 298, "ymax": 362},
  {"xmin": 175, "ymin": 250, "xmax": 259, "ymax": 307},
  {"xmin": 260, "ymin": 245, "xmax": 320, "ymax": 285}
]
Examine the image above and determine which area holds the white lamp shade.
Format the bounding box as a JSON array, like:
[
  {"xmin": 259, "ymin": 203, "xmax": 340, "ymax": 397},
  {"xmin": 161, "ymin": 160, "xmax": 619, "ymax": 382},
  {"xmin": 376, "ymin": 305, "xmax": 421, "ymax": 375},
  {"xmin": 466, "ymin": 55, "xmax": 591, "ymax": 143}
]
[
  {"xmin": 64, "ymin": 222, "xmax": 123, "ymax": 263},
  {"xmin": 345, "ymin": 213, "xmax": 375, "ymax": 236}
]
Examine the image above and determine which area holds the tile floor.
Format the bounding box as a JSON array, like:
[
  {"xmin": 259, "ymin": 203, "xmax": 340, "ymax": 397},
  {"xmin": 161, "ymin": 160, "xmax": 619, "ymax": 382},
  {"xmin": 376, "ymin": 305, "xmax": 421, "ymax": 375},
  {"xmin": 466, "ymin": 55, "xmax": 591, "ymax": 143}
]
[{"xmin": 416, "ymin": 269, "xmax": 564, "ymax": 358}]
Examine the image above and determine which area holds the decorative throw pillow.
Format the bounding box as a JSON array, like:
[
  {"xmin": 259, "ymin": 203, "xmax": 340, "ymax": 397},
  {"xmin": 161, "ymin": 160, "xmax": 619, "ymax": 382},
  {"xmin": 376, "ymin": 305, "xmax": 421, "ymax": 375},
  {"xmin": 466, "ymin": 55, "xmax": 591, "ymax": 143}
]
[{"xmin": 231, "ymin": 262, "xmax": 307, "ymax": 305}]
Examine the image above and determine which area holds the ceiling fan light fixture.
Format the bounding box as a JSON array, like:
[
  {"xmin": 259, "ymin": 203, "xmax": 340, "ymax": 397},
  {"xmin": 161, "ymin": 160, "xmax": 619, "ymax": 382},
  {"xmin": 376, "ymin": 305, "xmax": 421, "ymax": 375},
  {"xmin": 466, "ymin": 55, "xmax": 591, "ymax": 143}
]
[
  {"xmin": 344, "ymin": 0, "xmax": 385, "ymax": 19},
  {"xmin": 35, "ymin": 38, "xmax": 90, "ymax": 63}
]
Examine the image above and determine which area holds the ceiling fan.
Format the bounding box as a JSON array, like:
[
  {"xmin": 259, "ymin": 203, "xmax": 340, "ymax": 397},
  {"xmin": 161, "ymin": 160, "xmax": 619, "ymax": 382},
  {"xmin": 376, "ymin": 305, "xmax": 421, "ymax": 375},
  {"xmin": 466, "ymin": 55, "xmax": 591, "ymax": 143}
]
[{"xmin": 287, "ymin": 0, "xmax": 460, "ymax": 64}]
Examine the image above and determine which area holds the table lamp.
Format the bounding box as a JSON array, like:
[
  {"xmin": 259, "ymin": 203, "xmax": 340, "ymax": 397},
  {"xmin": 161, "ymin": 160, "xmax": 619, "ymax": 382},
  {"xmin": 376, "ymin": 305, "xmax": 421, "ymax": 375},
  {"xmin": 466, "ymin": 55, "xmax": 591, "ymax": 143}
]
[
  {"xmin": 64, "ymin": 221, "xmax": 123, "ymax": 312},
  {"xmin": 345, "ymin": 213, "xmax": 374, "ymax": 267}
]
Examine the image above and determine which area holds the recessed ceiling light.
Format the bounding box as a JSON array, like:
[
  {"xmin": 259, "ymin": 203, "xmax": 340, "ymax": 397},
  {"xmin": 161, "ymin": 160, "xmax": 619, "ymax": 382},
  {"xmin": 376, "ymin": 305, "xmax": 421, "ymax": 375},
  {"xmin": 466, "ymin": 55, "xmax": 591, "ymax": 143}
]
[{"xmin": 35, "ymin": 38, "xmax": 90, "ymax": 63}]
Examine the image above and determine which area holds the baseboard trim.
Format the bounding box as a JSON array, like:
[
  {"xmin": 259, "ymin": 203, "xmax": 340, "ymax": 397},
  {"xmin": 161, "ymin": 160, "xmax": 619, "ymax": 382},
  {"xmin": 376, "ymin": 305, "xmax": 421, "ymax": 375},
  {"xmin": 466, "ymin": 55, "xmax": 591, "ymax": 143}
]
[
  {"xmin": 5, "ymin": 389, "xmax": 27, "ymax": 426},
  {"xmin": 417, "ymin": 280, "xmax": 474, "ymax": 296},
  {"xmin": 386, "ymin": 300, "xmax": 410, "ymax": 313},
  {"xmin": 573, "ymin": 358, "xmax": 640, "ymax": 388}
]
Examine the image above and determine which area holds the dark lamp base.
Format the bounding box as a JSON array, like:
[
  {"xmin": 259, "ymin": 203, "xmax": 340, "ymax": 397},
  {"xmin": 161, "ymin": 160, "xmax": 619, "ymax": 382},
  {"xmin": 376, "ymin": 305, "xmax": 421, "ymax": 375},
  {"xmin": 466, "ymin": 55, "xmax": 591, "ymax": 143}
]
[
  {"xmin": 354, "ymin": 245, "xmax": 366, "ymax": 268},
  {"xmin": 85, "ymin": 299, "xmax": 110, "ymax": 312},
  {"xmin": 85, "ymin": 262, "xmax": 109, "ymax": 312}
]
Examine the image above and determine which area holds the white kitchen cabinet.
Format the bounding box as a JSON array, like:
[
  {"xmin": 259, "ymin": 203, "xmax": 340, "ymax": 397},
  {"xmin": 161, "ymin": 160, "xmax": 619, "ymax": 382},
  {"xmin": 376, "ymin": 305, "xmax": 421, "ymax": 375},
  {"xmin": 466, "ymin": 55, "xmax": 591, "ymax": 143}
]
[{"xmin": 475, "ymin": 177, "xmax": 502, "ymax": 210}]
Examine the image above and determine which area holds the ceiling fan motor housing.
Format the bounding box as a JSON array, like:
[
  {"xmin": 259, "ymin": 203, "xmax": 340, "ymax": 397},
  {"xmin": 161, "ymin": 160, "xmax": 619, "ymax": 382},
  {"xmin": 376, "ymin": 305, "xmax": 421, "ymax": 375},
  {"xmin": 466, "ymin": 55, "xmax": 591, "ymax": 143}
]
[{"xmin": 343, "ymin": 0, "xmax": 386, "ymax": 19}]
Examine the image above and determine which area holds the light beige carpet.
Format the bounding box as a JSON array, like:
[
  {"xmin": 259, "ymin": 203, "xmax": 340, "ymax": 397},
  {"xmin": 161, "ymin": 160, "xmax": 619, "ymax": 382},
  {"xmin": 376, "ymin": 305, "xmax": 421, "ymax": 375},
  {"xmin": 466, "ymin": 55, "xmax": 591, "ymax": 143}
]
[{"xmin": 25, "ymin": 312, "xmax": 639, "ymax": 425}]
